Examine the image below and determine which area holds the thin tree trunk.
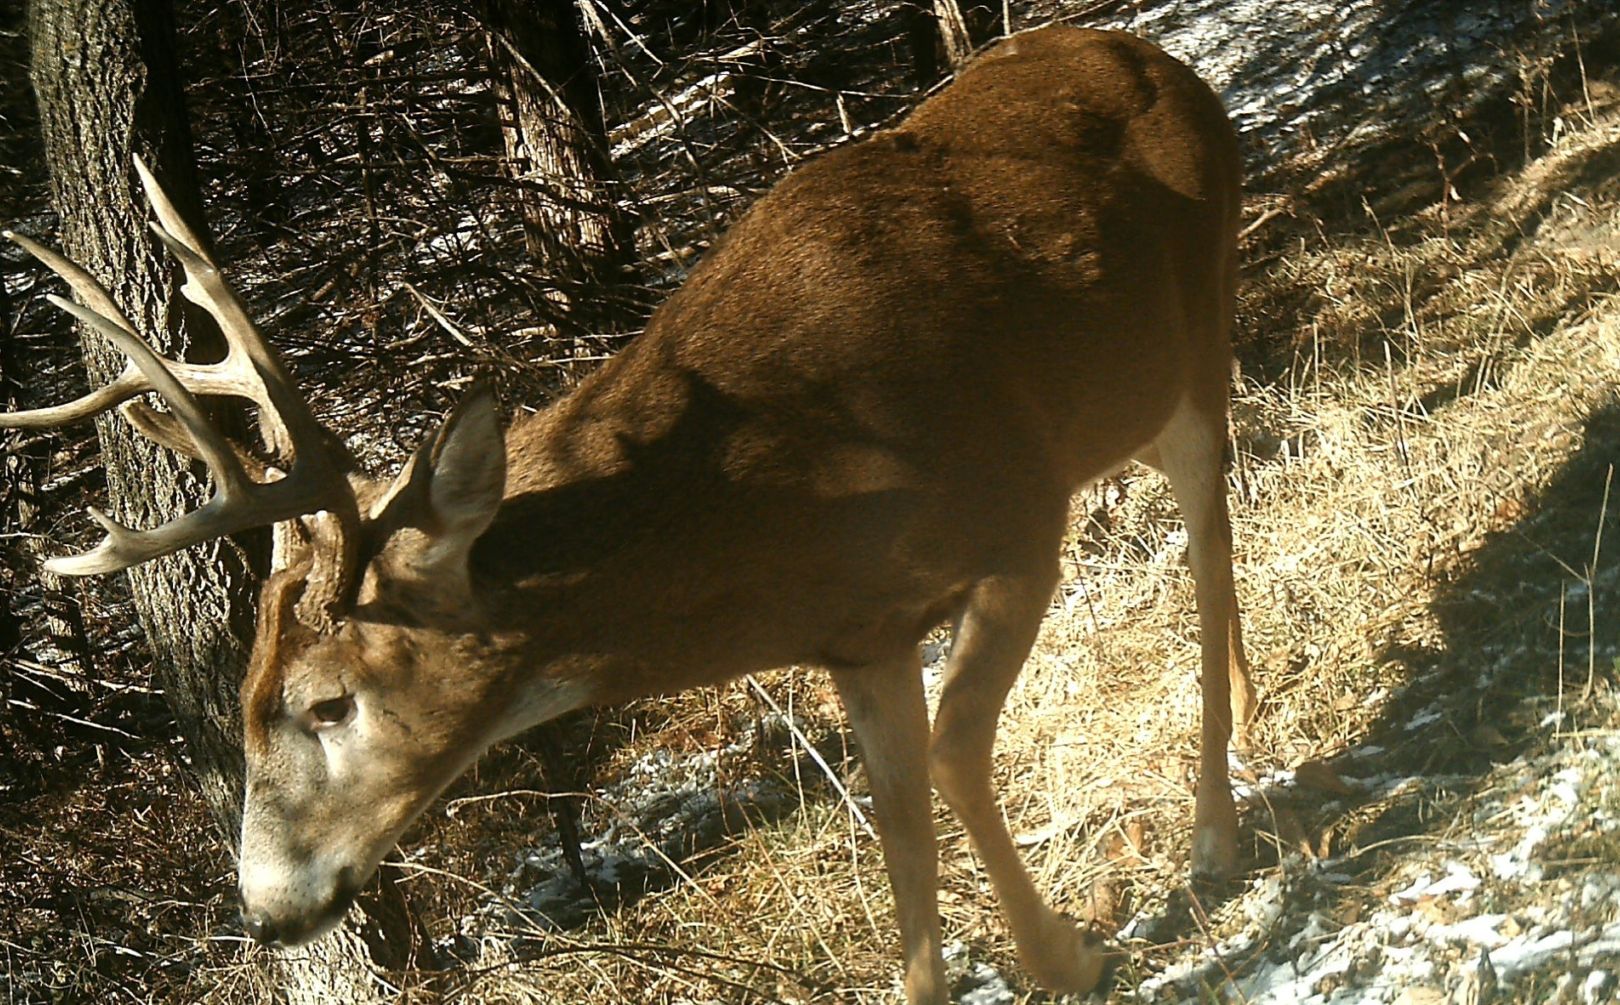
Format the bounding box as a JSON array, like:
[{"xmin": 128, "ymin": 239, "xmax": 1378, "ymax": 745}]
[
  {"xmin": 27, "ymin": 0, "xmax": 427, "ymax": 998},
  {"xmin": 479, "ymin": 0, "xmax": 633, "ymax": 332},
  {"xmin": 905, "ymin": 0, "xmax": 998, "ymax": 87}
]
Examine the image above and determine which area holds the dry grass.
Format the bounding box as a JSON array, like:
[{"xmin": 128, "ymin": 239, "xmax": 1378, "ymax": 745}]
[{"xmin": 421, "ymin": 96, "xmax": 1620, "ymax": 1004}]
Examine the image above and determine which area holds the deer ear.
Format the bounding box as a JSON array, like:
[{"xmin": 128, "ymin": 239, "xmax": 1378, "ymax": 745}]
[
  {"xmin": 423, "ymin": 383, "xmax": 506, "ymax": 547},
  {"xmin": 375, "ymin": 383, "xmax": 506, "ymax": 578}
]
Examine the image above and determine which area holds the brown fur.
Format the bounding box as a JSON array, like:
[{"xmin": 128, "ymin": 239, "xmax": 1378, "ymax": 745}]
[
  {"xmin": 467, "ymin": 27, "xmax": 1240, "ymax": 701},
  {"xmin": 242, "ymin": 569, "xmax": 308, "ymax": 758}
]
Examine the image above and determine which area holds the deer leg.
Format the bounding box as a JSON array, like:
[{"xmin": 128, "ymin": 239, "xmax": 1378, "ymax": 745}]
[
  {"xmin": 928, "ymin": 571, "xmax": 1105, "ymax": 994},
  {"xmin": 829, "ymin": 652, "xmax": 947, "ymax": 1005},
  {"xmin": 1135, "ymin": 442, "xmax": 1256, "ymax": 748},
  {"xmin": 1148, "ymin": 397, "xmax": 1247, "ymax": 878},
  {"xmin": 1225, "ymin": 586, "xmax": 1257, "ymax": 747}
]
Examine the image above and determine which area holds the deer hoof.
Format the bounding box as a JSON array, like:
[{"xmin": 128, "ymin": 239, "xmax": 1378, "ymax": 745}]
[
  {"xmin": 1190, "ymin": 823, "xmax": 1239, "ymax": 880},
  {"xmin": 1018, "ymin": 912, "xmax": 1107, "ymax": 994}
]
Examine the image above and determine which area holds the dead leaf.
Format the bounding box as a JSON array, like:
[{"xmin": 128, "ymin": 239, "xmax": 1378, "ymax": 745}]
[
  {"xmin": 1295, "ymin": 759, "xmax": 1355, "ymax": 796},
  {"xmin": 1101, "ymin": 820, "xmax": 1148, "ymax": 867},
  {"xmin": 1085, "ymin": 878, "xmax": 1121, "ymax": 928},
  {"xmin": 1124, "ymin": 818, "xmax": 1146, "ymax": 852},
  {"xmin": 1267, "ymin": 804, "xmax": 1319, "ymax": 859}
]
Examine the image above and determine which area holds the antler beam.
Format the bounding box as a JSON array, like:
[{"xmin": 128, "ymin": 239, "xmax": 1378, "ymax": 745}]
[{"xmin": 2, "ymin": 156, "xmax": 357, "ymax": 593}]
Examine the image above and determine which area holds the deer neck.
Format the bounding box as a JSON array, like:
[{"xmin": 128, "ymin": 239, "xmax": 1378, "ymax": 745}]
[{"xmin": 469, "ymin": 363, "xmax": 764, "ymax": 713}]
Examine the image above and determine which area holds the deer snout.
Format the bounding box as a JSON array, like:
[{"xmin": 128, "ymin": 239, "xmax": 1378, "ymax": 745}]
[
  {"xmin": 239, "ymin": 858, "xmax": 362, "ymax": 946},
  {"xmin": 239, "ymin": 895, "xmax": 352, "ymax": 947},
  {"xmin": 240, "ymin": 907, "xmax": 281, "ymax": 946}
]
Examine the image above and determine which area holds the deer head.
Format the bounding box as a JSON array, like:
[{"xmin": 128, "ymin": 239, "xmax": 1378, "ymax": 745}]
[
  {"xmin": 232, "ymin": 386, "xmax": 525, "ymax": 944},
  {"xmin": 1, "ymin": 159, "xmax": 570, "ymax": 944}
]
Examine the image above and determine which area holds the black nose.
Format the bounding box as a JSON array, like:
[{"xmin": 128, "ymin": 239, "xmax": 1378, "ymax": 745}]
[{"xmin": 242, "ymin": 909, "xmax": 279, "ymax": 945}]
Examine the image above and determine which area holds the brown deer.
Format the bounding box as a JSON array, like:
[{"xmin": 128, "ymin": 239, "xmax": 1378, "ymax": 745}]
[{"xmin": 5, "ymin": 25, "xmax": 1254, "ymax": 1003}]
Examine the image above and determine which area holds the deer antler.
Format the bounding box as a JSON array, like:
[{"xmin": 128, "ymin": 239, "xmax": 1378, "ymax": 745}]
[{"xmin": 2, "ymin": 157, "xmax": 360, "ymax": 623}]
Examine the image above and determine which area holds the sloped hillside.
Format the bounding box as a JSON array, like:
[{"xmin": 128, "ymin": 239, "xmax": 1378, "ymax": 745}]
[{"xmin": 2, "ymin": 4, "xmax": 1617, "ymax": 1003}]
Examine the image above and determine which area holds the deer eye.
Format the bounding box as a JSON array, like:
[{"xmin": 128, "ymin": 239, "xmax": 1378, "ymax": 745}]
[{"xmin": 308, "ymin": 695, "xmax": 355, "ymax": 728}]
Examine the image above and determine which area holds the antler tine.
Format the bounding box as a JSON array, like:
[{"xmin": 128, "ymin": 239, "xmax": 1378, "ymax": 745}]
[
  {"xmin": 0, "ymin": 359, "xmax": 150, "ymax": 429},
  {"xmin": 1, "ymin": 230, "xmax": 154, "ymax": 429},
  {"xmin": 134, "ymin": 159, "xmax": 363, "ymax": 624},
  {"xmin": 24, "ymin": 287, "xmax": 351, "ymax": 578},
  {"xmin": 48, "ymin": 293, "xmax": 253, "ymax": 498},
  {"xmin": 4, "ymin": 229, "xmax": 143, "ymax": 331},
  {"xmin": 133, "ymin": 156, "xmax": 333, "ymax": 466},
  {"xmin": 122, "ymin": 401, "xmax": 277, "ymax": 481},
  {"xmin": 47, "ymin": 467, "xmax": 339, "ymax": 576},
  {"xmin": 38, "ymin": 293, "xmax": 339, "ymax": 576},
  {"xmin": 3, "ymin": 160, "xmax": 340, "ymax": 478},
  {"xmin": 1, "ymin": 229, "xmax": 275, "ymax": 428}
]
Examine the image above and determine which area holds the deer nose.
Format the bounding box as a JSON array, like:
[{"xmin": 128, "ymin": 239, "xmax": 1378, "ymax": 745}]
[{"xmin": 241, "ymin": 909, "xmax": 280, "ymax": 945}]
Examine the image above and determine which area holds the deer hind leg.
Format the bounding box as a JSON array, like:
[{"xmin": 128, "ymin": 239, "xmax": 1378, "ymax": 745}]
[
  {"xmin": 829, "ymin": 651, "xmax": 947, "ymax": 1005},
  {"xmin": 928, "ymin": 571, "xmax": 1106, "ymax": 994},
  {"xmin": 1133, "ymin": 442, "xmax": 1256, "ymax": 746},
  {"xmin": 1140, "ymin": 395, "xmax": 1251, "ymax": 879}
]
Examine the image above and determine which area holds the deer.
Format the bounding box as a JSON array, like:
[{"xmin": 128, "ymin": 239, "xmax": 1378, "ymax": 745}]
[{"xmin": 4, "ymin": 25, "xmax": 1255, "ymax": 1003}]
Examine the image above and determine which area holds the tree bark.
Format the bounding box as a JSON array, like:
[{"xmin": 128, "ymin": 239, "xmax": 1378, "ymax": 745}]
[
  {"xmin": 478, "ymin": 0, "xmax": 633, "ymax": 332},
  {"xmin": 905, "ymin": 0, "xmax": 998, "ymax": 88},
  {"xmin": 29, "ymin": 0, "xmax": 257, "ymax": 839},
  {"xmin": 27, "ymin": 0, "xmax": 426, "ymax": 998}
]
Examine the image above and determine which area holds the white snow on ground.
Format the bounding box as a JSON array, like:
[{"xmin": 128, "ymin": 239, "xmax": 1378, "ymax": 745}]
[
  {"xmin": 1098, "ymin": 0, "xmax": 1611, "ymax": 170},
  {"xmin": 1122, "ymin": 702, "xmax": 1620, "ymax": 1004},
  {"xmin": 479, "ymin": 597, "xmax": 1620, "ymax": 1002},
  {"xmin": 442, "ymin": 716, "xmax": 816, "ymax": 954}
]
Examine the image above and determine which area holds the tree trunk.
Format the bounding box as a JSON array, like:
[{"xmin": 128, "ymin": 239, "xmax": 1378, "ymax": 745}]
[
  {"xmin": 27, "ymin": 0, "xmax": 426, "ymax": 999},
  {"xmin": 29, "ymin": 0, "xmax": 256, "ymax": 840},
  {"xmin": 479, "ymin": 0, "xmax": 633, "ymax": 333},
  {"xmin": 905, "ymin": 0, "xmax": 998, "ymax": 88}
]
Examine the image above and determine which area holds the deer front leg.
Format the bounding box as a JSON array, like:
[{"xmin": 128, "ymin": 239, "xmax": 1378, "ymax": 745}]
[
  {"xmin": 829, "ymin": 653, "xmax": 947, "ymax": 1005},
  {"xmin": 929, "ymin": 573, "xmax": 1106, "ymax": 993}
]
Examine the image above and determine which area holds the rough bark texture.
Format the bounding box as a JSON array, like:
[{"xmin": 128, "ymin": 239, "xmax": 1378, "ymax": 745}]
[
  {"xmin": 480, "ymin": 0, "xmax": 632, "ymax": 325},
  {"xmin": 28, "ymin": 0, "xmax": 256, "ymax": 839},
  {"xmin": 27, "ymin": 1, "xmax": 425, "ymax": 999},
  {"xmin": 906, "ymin": 0, "xmax": 998, "ymax": 86}
]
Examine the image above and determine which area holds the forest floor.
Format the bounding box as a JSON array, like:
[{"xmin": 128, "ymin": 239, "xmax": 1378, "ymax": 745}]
[{"xmin": 4, "ymin": 10, "xmax": 1620, "ymax": 1005}]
